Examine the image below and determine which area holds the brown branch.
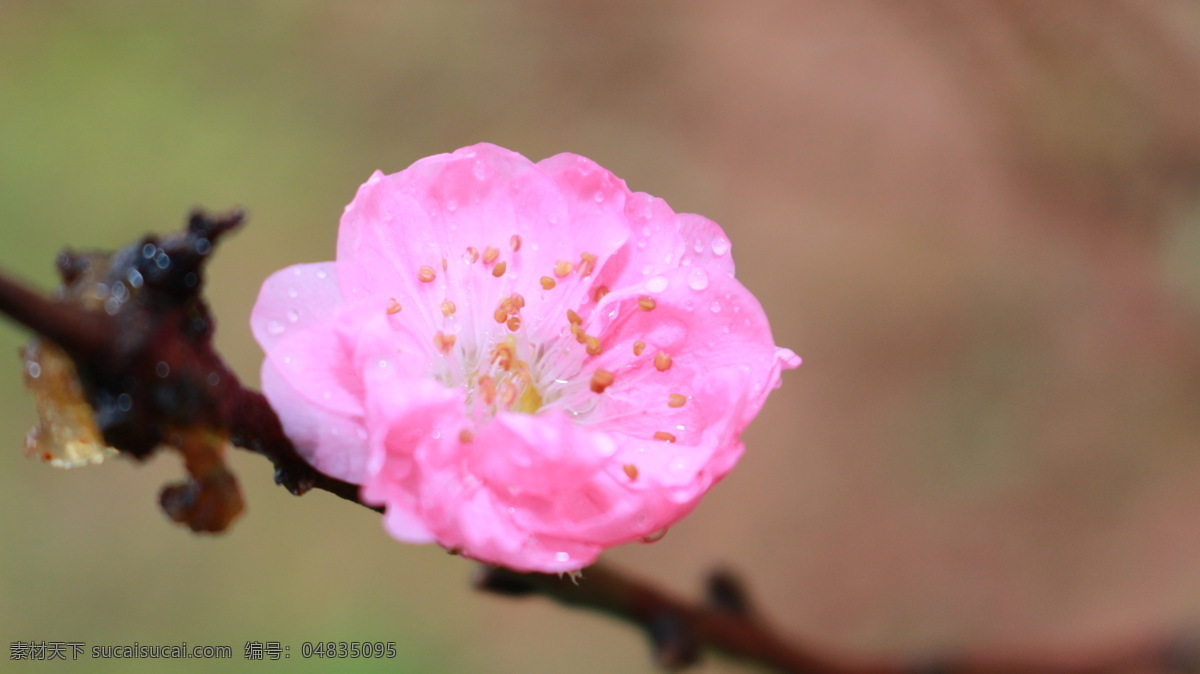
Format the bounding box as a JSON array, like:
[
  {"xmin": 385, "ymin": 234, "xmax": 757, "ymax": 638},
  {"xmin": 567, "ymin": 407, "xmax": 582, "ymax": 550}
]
[{"xmin": 0, "ymin": 210, "xmax": 1188, "ymax": 674}]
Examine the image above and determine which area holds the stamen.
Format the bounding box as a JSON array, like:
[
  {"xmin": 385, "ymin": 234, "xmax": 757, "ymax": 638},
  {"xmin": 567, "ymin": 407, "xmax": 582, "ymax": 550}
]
[
  {"xmin": 585, "ymin": 336, "xmax": 602, "ymax": 356},
  {"xmin": 571, "ymin": 323, "xmax": 587, "ymax": 344},
  {"xmin": 492, "ymin": 261, "xmax": 507, "ymax": 277},
  {"xmin": 623, "ymin": 464, "xmax": 639, "ymax": 480},
  {"xmin": 637, "ymin": 296, "xmax": 656, "ymax": 311},
  {"xmin": 654, "ymin": 351, "xmax": 672, "ymax": 372},
  {"xmin": 554, "ymin": 260, "xmax": 573, "ymax": 278},
  {"xmin": 566, "ymin": 309, "xmax": 582, "ymax": 325},
  {"xmin": 441, "ymin": 300, "xmax": 456, "ymax": 317},
  {"xmin": 633, "ymin": 340, "xmax": 646, "ymax": 356},
  {"xmin": 590, "ymin": 369, "xmax": 614, "ymax": 394},
  {"xmin": 386, "ymin": 298, "xmax": 402, "ymax": 315},
  {"xmin": 540, "ymin": 276, "xmax": 556, "ymax": 290},
  {"xmin": 510, "ymin": 234, "xmax": 522, "ymax": 252},
  {"xmin": 493, "ymin": 307, "xmax": 508, "ymax": 324},
  {"xmin": 466, "ymin": 246, "xmax": 480, "ymax": 263},
  {"xmin": 593, "ymin": 285, "xmax": 609, "ymax": 303},
  {"xmin": 433, "ymin": 331, "xmax": 456, "ymax": 355},
  {"xmin": 506, "ymin": 316, "xmax": 521, "ymax": 332},
  {"xmin": 499, "ymin": 383, "xmax": 518, "ymax": 407},
  {"xmin": 511, "ymin": 293, "xmax": 526, "ymax": 309},
  {"xmin": 418, "ymin": 266, "xmax": 437, "ymax": 283},
  {"xmin": 478, "ymin": 376, "xmax": 496, "ymax": 405},
  {"xmin": 668, "ymin": 393, "xmax": 687, "ymax": 408},
  {"xmin": 459, "ymin": 429, "xmax": 474, "ymax": 443},
  {"xmin": 579, "ymin": 252, "xmax": 597, "ymax": 276},
  {"xmin": 653, "ymin": 431, "xmax": 676, "ymax": 443},
  {"xmin": 482, "ymin": 246, "xmax": 500, "ymax": 264},
  {"xmin": 492, "ymin": 343, "xmax": 514, "ymax": 370}
]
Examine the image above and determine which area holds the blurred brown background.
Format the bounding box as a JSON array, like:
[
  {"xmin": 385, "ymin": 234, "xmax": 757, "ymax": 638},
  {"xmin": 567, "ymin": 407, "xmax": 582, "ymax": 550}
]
[{"xmin": 2, "ymin": 2, "xmax": 1200, "ymax": 672}]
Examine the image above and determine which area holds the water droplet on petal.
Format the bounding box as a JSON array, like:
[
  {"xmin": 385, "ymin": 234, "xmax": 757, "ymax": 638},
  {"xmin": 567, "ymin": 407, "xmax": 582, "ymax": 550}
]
[
  {"xmin": 636, "ymin": 240, "xmax": 647, "ymax": 249},
  {"xmin": 26, "ymin": 362, "xmax": 41, "ymax": 378},
  {"xmin": 267, "ymin": 321, "xmax": 285, "ymax": 336},
  {"xmin": 315, "ymin": 269, "xmax": 328, "ymax": 279},
  {"xmin": 641, "ymin": 264, "xmax": 653, "ymax": 275},
  {"xmin": 593, "ymin": 191, "xmax": 605, "ymax": 203},
  {"xmin": 711, "ymin": 236, "xmax": 730, "ymax": 256},
  {"xmin": 709, "ymin": 301, "xmax": 721, "ymax": 313},
  {"xmin": 693, "ymin": 240, "xmax": 704, "ymax": 253},
  {"xmin": 687, "ymin": 268, "xmax": 709, "ymax": 291},
  {"xmin": 287, "ymin": 309, "xmax": 300, "ymax": 323},
  {"xmin": 555, "ymin": 552, "xmax": 570, "ymax": 562},
  {"xmin": 287, "ymin": 287, "xmax": 298, "ymax": 298},
  {"xmin": 646, "ymin": 275, "xmax": 669, "ymax": 293},
  {"xmin": 446, "ymin": 199, "xmax": 458, "ymax": 212}
]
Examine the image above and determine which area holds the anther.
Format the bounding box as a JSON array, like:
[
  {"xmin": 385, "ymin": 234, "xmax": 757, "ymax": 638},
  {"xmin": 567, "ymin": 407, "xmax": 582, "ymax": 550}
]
[
  {"xmin": 623, "ymin": 464, "xmax": 639, "ymax": 480},
  {"xmin": 668, "ymin": 394, "xmax": 687, "ymax": 408},
  {"xmin": 554, "ymin": 260, "xmax": 573, "ymax": 278},
  {"xmin": 466, "ymin": 246, "xmax": 480, "ymax": 263},
  {"xmin": 566, "ymin": 309, "xmax": 582, "ymax": 325},
  {"xmin": 483, "ymin": 246, "xmax": 500, "ymax": 264},
  {"xmin": 540, "ymin": 276, "xmax": 556, "ymax": 290},
  {"xmin": 418, "ymin": 266, "xmax": 437, "ymax": 283},
  {"xmin": 441, "ymin": 300, "xmax": 456, "ymax": 317},
  {"xmin": 478, "ymin": 376, "xmax": 496, "ymax": 405},
  {"xmin": 593, "ymin": 285, "xmax": 609, "ymax": 303},
  {"xmin": 571, "ymin": 323, "xmax": 587, "ymax": 344},
  {"xmin": 590, "ymin": 369, "xmax": 615, "ymax": 394},
  {"xmin": 433, "ymin": 331, "xmax": 456, "ymax": 355},
  {"xmin": 387, "ymin": 298, "xmax": 402, "ymax": 315},
  {"xmin": 654, "ymin": 351, "xmax": 673, "ymax": 372},
  {"xmin": 492, "ymin": 261, "xmax": 507, "ymax": 277},
  {"xmin": 633, "ymin": 340, "xmax": 646, "ymax": 356},
  {"xmin": 510, "ymin": 234, "xmax": 522, "ymax": 252},
  {"xmin": 653, "ymin": 431, "xmax": 677, "ymax": 443},
  {"xmin": 493, "ymin": 307, "xmax": 508, "ymax": 324},
  {"xmin": 459, "ymin": 429, "xmax": 474, "ymax": 443},
  {"xmin": 585, "ymin": 336, "xmax": 602, "ymax": 356},
  {"xmin": 637, "ymin": 296, "xmax": 656, "ymax": 311},
  {"xmin": 492, "ymin": 343, "xmax": 514, "ymax": 370},
  {"xmin": 506, "ymin": 316, "xmax": 521, "ymax": 332},
  {"xmin": 579, "ymin": 252, "xmax": 597, "ymax": 276}
]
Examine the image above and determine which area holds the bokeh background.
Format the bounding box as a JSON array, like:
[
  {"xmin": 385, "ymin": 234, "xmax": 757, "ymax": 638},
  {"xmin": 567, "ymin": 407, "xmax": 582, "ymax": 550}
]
[{"xmin": 3, "ymin": 2, "xmax": 1200, "ymax": 672}]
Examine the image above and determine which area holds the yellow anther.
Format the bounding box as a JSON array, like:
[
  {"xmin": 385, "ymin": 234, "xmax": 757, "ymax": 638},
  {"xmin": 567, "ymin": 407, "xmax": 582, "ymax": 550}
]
[
  {"xmin": 623, "ymin": 464, "xmax": 639, "ymax": 481},
  {"xmin": 593, "ymin": 285, "xmax": 609, "ymax": 303},
  {"xmin": 590, "ymin": 369, "xmax": 614, "ymax": 394},
  {"xmin": 566, "ymin": 309, "xmax": 582, "ymax": 325},
  {"xmin": 653, "ymin": 431, "xmax": 676, "ymax": 443},
  {"xmin": 633, "ymin": 340, "xmax": 646, "ymax": 356},
  {"xmin": 637, "ymin": 296, "xmax": 656, "ymax": 311},
  {"xmin": 482, "ymin": 246, "xmax": 500, "ymax": 264},
  {"xmin": 418, "ymin": 266, "xmax": 436, "ymax": 283},
  {"xmin": 492, "ymin": 261, "xmax": 507, "ymax": 277},
  {"xmin": 571, "ymin": 323, "xmax": 587, "ymax": 344},
  {"xmin": 493, "ymin": 307, "xmax": 509, "ymax": 324},
  {"xmin": 458, "ymin": 429, "xmax": 474, "ymax": 443},
  {"xmin": 466, "ymin": 246, "xmax": 480, "ymax": 263},
  {"xmin": 554, "ymin": 260, "xmax": 573, "ymax": 278},
  {"xmin": 441, "ymin": 300, "xmax": 456, "ymax": 317},
  {"xmin": 585, "ymin": 335, "xmax": 602, "ymax": 356},
  {"xmin": 540, "ymin": 276, "xmax": 556, "ymax": 290},
  {"xmin": 668, "ymin": 393, "xmax": 687, "ymax": 408},
  {"xmin": 492, "ymin": 342, "xmax": 514, "ymax": 370},
  {"xmin": 506, "ymin": 316, "xmax": 521, "ymax": 332},
  {"xmin": 386, "ymin": 298, "xmax": 402, "ymax": 315},
  {"xmin": 512, "ymin": 293, "xmax": 526, "ymax": 309},
  {"xmin": 510, "ymin": 234, "xmax": 522, "ymax": 252},
  {"xmin": 653, "ymin": 351, "xmax": 672, "ymax": 372}
]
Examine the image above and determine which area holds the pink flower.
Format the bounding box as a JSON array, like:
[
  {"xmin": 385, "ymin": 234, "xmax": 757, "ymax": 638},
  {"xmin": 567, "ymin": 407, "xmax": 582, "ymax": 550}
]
[{"xmin": 251, "ymin": 144, "xmax": 800, "ymax": 573}]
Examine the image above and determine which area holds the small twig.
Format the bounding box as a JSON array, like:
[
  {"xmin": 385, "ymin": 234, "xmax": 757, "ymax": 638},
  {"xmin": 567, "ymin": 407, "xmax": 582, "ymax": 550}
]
[{"xmin": 0, "ymin": 209, "xmax": 1188, "ymax": 674}]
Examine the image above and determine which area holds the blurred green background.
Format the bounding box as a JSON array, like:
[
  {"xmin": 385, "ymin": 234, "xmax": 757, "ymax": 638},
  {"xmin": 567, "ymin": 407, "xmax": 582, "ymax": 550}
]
[{"xmin": 3, "ymin": 2, "xmax": 1200, "ymax": 672}]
